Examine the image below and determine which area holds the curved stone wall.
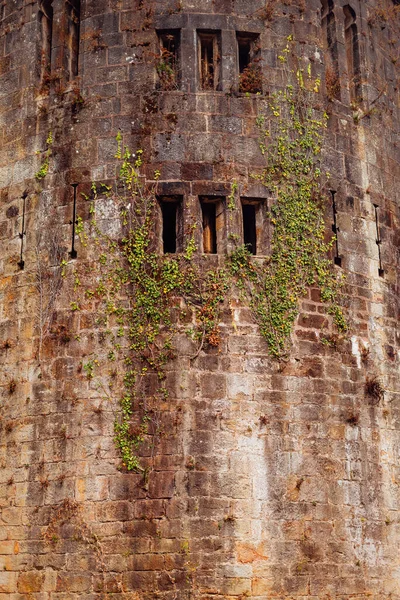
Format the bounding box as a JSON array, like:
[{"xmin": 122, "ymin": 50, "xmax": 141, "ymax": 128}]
[{"xmin": 0, "ymin": 0, "xmax": 399, "ymax": 597}]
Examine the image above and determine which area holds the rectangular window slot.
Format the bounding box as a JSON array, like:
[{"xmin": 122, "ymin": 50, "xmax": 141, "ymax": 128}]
[
  {"xmin": 200, "ymin": 197, "xmax": 225, "ymax": 254},
  {"xmin": 159, "ymin": 196, "xmax": 183, "ymax": 254},
  {"xmin": 344, "ymin": 5, "xmax": 361, "ymax": 102},
  {"xmin": 330, "ymin": 190, "xmax": 342, "ymax": 267},
  {"xmin": 198, "ymin": 31, "xmax": 221, "ymax": 91},
  {"xmin": 157, "ymin": 30, "xmax": 180, "ymax": 90},
  {"xmin": 66, "ymin": 0, "xmax": 80, "ymax": 80},
  {"xmin": 237, "ymin": 33, "xmax": 261, "ymax": 93},
  {"xmin": 242, "ymin": 204, "xmax": 257, "ymax": 255},
  {"xmin": 38, "ymin": 0, "xmax": 53, "ymax": 86},
  {"xmin": 373, "ymin": 204, "xmax": 384, "ymax": 277},
  {"xmin": 17, "ymin": 192, "xmax": 27, "ymax": 270},
  {"xmin": 321, "ymin": 0, "xmax": 341, "ymax": 100},
  {"xmin": 237, "ymin": 33, "xmax": 259, "ymax": 73},
  {"xmin": 202, "ymin": 202, "xmax": 217, "ymax": 254},
  {"xmin": 241, "ymin": 199, "xmax": 267, "ymax": 255}
]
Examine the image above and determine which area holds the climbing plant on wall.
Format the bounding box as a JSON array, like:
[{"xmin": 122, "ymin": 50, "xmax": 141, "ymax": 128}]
[
  {"xmin": 69, "ymin": 142, "xmax": 231, "ymax": 471},
  {"xmin": 230, "ymin": 35, "xmax": 347, "ymax": 356},
  {"xmin": 67, "ymin": 38, "xmax": 346, "ymax": 471}
]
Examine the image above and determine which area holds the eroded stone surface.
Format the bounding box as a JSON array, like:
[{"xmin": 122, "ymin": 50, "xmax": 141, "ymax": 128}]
[{"xmin": 0, "ymin": 0, "xmax": 399, "ymax": 598}]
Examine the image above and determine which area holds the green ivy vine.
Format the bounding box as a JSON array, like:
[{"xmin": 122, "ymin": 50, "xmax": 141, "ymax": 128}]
[
  {"xmin": 67, "ymin": 38, "xmax": 346, "ymax": 471},
  {"xmin": 231, "ymin": 37, "xmax": 347, "ymax": 356},
  {"xmin": 69, "ymin": 147, "xmax": 230, "ymax": 471},
  {"xmin": 35, "ymin": 131, "xmax": 53, "ymax": 180}
]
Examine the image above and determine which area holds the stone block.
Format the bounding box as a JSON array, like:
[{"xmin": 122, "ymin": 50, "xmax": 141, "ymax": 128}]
[
  {"xmin": 200, "ymin": 373, "xmax": 226, "ymax": 400},
  {"xmin": 181, "ymin": 162, "xmax": 213, "ymax": 181},
  {"xmin": 97, "ymin": 501, "xmax": 133, "ymax": 522},
  {"xmin": 148, "ymin": 471, "xmax": 175, "ymax": 499},
  {"xmin": 209, "ymin": 115, "xmax": 243, "ymax": 135},
  {"xmin": 17, "ymin": 571, "xmax": 44, "ymax": 593},
  {"xmin": 227, "ymin": 373, "xmax": 253, "ymax": 400},
  {"xmin": 153, "ymin": 133, "xmax": 186, "ymax": 162},
  {"xmin": 56, "ymin": 573, "xmax": 92, "ymax": 592},
  {"xmin": 0, "ymin": 572, "xmax": 17, "ymax": 593}
]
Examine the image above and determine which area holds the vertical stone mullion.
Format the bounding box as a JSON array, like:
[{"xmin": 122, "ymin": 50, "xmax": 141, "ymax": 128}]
[
  {"xmin": 221, "ymin": 28, "xmax": 236, "ymax": 93},
  {"xmin": 181, "ymin": 27, "xmax": 197, "ymax": 93}
]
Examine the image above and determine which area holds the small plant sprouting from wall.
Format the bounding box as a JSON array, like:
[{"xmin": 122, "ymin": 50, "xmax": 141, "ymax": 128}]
[
  {"xmin": 325, "ymin": 64, "xmax": 341, "ymax": 102},
  {"xmin": 8, "ymin": 379, "xmax": 17, "ymax": 395},
  {"xmin": 256, "ymin": 1, "xmax": 275, "ymax": 22},
  {"xmin": 155, "ymin": 46, "xmax": 179, "ymax": 91},
  {"xmin": 35, "ymin": 131, "xmax": 53, "ymax": 180},
  {"xmin": 82, "ymin": 28, "xmax": 107, "ymax": 53},
  {"xmin": 239, "ymin": 61, "xmax": 263, "ymax": 94},
  {"xmin": 68, "ymin": 38, "xmax": 346, "ymax": 471},
  {"xmin": 368, "ymin": 2, "xmax": 400, "ymax": 29},
  {"xmin": 365, "ymin": 376, "xmax": 385, "ymax": 405}
]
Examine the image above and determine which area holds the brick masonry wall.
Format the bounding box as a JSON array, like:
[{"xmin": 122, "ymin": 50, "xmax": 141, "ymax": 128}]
[{"xmin": 0, "ymin": 0, "xmax": 399, "ymax": 598}]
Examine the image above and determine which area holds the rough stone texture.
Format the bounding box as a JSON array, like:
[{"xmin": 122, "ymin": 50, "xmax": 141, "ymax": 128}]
[{"xmin": 0, "ymin": 0, "xmax": 399, "ymax": 598}]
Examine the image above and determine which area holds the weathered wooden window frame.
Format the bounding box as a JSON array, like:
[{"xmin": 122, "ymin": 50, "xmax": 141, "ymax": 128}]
[
  {"xmin": 197, "ymin": 30, "xmax": 221, "ymax": 91},
  {"xmin": 200, "ymin": 196, "xmax": 226, "ymax": 254}
]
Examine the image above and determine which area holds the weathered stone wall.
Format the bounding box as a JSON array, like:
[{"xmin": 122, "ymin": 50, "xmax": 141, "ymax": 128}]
[{"xmin": 0, "ymin": 0, "xmax": 399, "ymax": 598}]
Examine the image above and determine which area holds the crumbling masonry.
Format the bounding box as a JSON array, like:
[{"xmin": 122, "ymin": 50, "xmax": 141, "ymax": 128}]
[{"xmin": 0, "ymin": 0, "xmax": 400, "ymax": 598}]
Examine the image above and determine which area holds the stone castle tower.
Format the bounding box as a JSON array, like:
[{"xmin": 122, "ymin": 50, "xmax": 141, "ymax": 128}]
[{"xmin": 0, "ymin": 0, "xmax": 399, "ymax": 597}]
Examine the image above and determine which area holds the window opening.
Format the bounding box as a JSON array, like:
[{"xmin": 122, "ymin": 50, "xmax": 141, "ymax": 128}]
[
  {"xmin": 320, "ymin": 0, "xmax": 340, "ymax": 100},
  {"xmin": 238, "ymin": 37, "xmax": 252, "ymax": 73},
  {"xmin": 66, "ymin": 0, "xmax": 80, "ymax": 80},
  {"xmin": 200, "ymin": 197, "xmax": 225, "ymax": 254},
  {"xmin": 198, "ymin": 31, "xmax": 221, "ymax": 91},
  {"xmin": 159, "ymin": 196, "xmax": 182, "ymax": 254},
  {"xmin": 69, "ymin": 183, "xmax": 79, "ymax": 259},
  {"xmin": 373, "ymin": 204, "xmax": 384, "ymax": 277},
  {"xmin": 157, "ymin": 30, "xmax": 180, "ymax": 90},
  {"xmin": 343, "ymin": 5, "xmax": 361, "ymax": 102},
  {"xmin": 202, "ymin": 202, "xmax": 217, "ymax": 254},
  {"xmin": 330, "ymin": 190, "xmax": 342, "ymax": 266},
  {"xmin": 38, "ymin": 0, "xmax": 53, "ymax": 86},
  {"xmin": 18, "ymin": 192, "xmax": 27, "ymax": 270},
  {"xmin": 237, "ymin": 33, "xmax": 262, "ymax": 93},
  {"xmin": 241, "ymin": 199, "xmax": 268, "ymax": 255},
  {"xmin": 242, "ymin": 204, "xmax": 257, "ymax": 255}
]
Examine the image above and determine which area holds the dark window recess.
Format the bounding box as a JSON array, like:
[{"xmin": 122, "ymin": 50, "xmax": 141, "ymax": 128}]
[
  {"xmin": 373, "ymin": 204, "xmax": 384, "ymax": 277},
  {"xmin": 159, "ymin": 197, "xmax": 182, "ymax": 253},
  {"xmin": 66, "ymin": 0, "xmax": 80, "ymax": 79},
  {"xmin": 157, "ymin": 30, "xmax": 180, "ymax": 90},
  {"xmin": 17, "ymin": 193, "xmax": 27, "ymax": 270},
  {"xmin": 321, "ymin": 0, "xmax": 340, "ymax": 100},
  {"xmin": 343, "ymin": 5, "xmax": 362, "ymax": 102},
  {"xmin": 38, "ymin": 0, "xmax": 53, "ymax": 86},
  {"xmin": 69, "ymin": 183, "xmax": 79, "ymax": 259},
  {"xmin": 238, "ymin": 37, "xmax": 252, "ymax": 73},
  {"xmin": 243, "ymin": 204, "xmax": 257, "ymax": 255},
  {"xmin": 330, "ymin": 190, "xmax": 342, "ymax": 266},
  {"xmin": 241, "ymin": 199, "xmax": 268, "ymax": 255},
  {"xmin": 237, "ymin": 33, "xmax": 262, "ymax": 93},
  {"xmin": 198, "ymin": 31, "xmax": 221, "ymax": 90}
]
